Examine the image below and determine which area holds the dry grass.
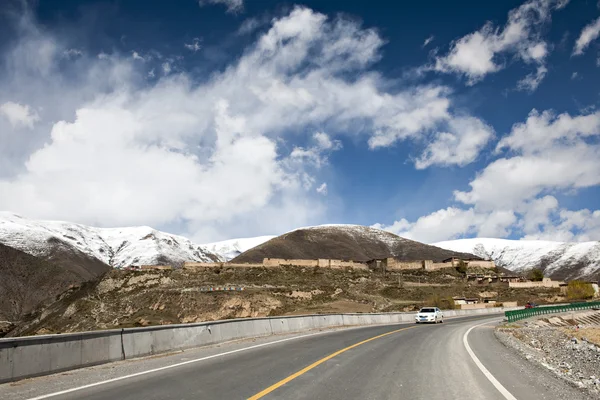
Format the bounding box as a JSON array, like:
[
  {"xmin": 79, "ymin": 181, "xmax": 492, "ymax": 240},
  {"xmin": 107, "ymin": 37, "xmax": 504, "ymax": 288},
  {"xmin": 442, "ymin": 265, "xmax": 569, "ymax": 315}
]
[
  {"xmin": 9, "ymin": 266, "xmax": 569, "ymax": 337},
  {"xmin": 570, "ymin": 328, "xmax": 600, "ymax": 346}
]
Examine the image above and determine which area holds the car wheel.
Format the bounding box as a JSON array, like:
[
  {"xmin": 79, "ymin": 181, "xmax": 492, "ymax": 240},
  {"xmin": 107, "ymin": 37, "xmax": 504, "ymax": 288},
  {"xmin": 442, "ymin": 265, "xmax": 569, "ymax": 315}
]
[{"xmin": 440, "ymin": 319, "xmax": 444, "ymax": 323}]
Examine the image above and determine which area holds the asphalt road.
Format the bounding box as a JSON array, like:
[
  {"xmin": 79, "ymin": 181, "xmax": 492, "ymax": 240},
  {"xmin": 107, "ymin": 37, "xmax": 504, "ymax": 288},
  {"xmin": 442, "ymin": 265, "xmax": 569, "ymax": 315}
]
[{"xmin": 0, "ymin": 315, "xmax": 588, "ymax": 400}]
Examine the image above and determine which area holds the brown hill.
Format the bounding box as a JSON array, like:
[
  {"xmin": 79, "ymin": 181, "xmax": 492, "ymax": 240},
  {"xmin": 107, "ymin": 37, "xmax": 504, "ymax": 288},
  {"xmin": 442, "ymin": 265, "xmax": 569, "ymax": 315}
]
[
  {"xmin": 231, "ymin": 225, "xmax": 481, "ymax": 263},
  {"xmin": 0, "ymin": 242, "xmax": 110, "ymax": 327}
]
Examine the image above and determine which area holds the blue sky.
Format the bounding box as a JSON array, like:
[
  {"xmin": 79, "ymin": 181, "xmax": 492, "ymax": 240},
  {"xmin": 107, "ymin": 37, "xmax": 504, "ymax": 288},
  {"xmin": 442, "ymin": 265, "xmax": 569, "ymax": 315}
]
[{"xmin": 0, "ymin": 0, "xmax": 599, "ymax": 243}]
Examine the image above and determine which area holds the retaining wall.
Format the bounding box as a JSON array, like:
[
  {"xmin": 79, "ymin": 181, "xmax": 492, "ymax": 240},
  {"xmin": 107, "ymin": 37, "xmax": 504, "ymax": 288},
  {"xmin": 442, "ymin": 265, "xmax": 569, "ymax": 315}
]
[
  {"xmin": 0, "ymin": 307, "xmax": 517, "ymax": 384},
  {"xmin": 508, "ymin": 278, "xmax": 564, "ymax": 288},
  {"xmin": 387, "ymin": 259, "xmax": 423, "ymax": 270}
]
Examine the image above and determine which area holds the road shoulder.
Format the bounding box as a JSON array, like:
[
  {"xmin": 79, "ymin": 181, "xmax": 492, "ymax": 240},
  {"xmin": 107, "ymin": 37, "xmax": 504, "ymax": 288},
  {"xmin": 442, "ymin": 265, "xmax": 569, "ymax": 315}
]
[
  {"xmin": 468, "ymin": 320, "xmax": 590, "ymax": 400},
  {"xmin": 495, "ymin": 322, "xmax": 600, "ymax": 398},
  {"xmin": 0, "ymin": 324, "xmax": 395, "ymax": 400}
]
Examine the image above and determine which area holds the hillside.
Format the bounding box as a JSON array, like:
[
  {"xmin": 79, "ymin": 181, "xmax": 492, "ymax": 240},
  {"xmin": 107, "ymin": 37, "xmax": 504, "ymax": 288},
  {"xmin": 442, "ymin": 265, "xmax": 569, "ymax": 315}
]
[
  {"xmin": 0, "ymin": 212, "xmax": 222, "ymax": 268},
  {"xmin": 232, "ymin": 225, "xmax": 480, "ymax": 263},
  {"xmin": 433, "ymin": 238, "xmax": 600, "ymax": 280},
  {"xmin": 0, "ymin": 243, "xmax": 109, "ymax": 328},
  {"xmin": 9, "ymin": 265, "xmax": 563, "ymax": 337}
]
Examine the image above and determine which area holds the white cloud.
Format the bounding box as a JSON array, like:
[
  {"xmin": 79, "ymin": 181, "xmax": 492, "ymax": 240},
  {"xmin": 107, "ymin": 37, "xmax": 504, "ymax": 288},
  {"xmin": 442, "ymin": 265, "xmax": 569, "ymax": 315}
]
[
  {"xmin": 373, "ymin": 208, "xmax": 517, "ymax": 243},
  {"xmin": 62, "ymin": 48, "xmax": 82, "ymax": 58},
  {"xmin": 313, "ymin": 132, "xmax": 342, "ymax": 151},
  {"xmin": 130, "ymin": 51, "xmax": 157, "ymax": 63},
  {"xmin": 288, "ymin": 132, "xmax": 342, "ymax": 169},
  {"xmin": 571, "ymin": 71, "xmax": 579, "ymax": 80},
  {"xmin": 422, "ymin": 35, "xmax": 434, "ymax": 48},
  {"xmin": 0, "ymin": 102, "xmax": 39, "ymax": 129},
  {"xmin": 184, "ymin": 38, "xmax": 202, "ymax": 52},
  {"xmin": 375, "ymin": 198, "xmax": 600, "ymax": 243},
  {"xmin": 522, "ymin": 205, "xmax": 600, "ymax": 242},
  {"xmin": 376, "ymin": 106, "xmax": 600, "ymax": 243},
  {"xmin": 517, "ymin": 195, "xmax": 559, "ymax": 234},
  {"xmin": 198, "ymin": 0, "xmax": 244, "ymax": 14},
  {"xmin": 1, "ymin": 6, "xmax": 489, "ymax": 239},
  {"xmin": 238, "ymin": 17, "xmax": 264, "ymax": 35},
  {"xmin": 434, "ymin": 0, "xmax": 565, "ymax": 88},
  {"xmin": 0, "ymin": 5, "xmax": 512, "ymax": 241},
  {"xmin": 496, "ymin": 109, "xmax": 600, "ymax": 153},
  {"xmin": 454, "ymin": 147, "xmax": 600, "ymax": 210},
  {"xmin": 573, "ymin": 16, "xmax": 600, "ymax": 56},
  {"xmin": 415, "ymin": 116, "xmax": 494, "ymax": 169},
  {"xmin": 366, "ymin": 86, "xmax": 454, "ymax": 148},
  {"xmin": 316, "ymin": 183, "xmax": 328, "ymax": 195},
  {"xmin": 516, "ymin": 65, "xmax": 547, "ymax": 92},
  {"xmin": 453, "ymin": 109, "xmax": 600, "ymax": 211}
]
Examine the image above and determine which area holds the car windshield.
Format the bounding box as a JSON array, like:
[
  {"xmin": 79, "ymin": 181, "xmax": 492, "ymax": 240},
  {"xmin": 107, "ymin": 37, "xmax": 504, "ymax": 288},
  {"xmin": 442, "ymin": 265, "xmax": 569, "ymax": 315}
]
[{"xmin": 420, "ymin": 308, "xmax": 436, "ymax": 313}]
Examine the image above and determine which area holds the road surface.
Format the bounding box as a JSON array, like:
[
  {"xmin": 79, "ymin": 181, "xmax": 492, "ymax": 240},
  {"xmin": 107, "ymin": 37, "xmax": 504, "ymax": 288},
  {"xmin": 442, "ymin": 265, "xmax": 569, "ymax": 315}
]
[{"xmin": 0, "ymin": 315, "xmax": 587, "ymax": 400}]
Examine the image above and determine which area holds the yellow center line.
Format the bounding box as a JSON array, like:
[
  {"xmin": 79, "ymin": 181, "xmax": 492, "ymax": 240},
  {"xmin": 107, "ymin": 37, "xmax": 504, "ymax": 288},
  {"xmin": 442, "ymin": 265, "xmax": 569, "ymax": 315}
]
[{"xmin": 247, "ymin": 325, "xmax": 417, "ymax": 400}]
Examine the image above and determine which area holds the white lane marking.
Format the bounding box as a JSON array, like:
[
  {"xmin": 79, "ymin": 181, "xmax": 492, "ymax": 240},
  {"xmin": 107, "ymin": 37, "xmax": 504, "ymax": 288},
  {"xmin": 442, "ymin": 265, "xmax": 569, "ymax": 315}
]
[
  {"xmin": 463, "ymin": 320, "xmax": 517, "ymax": 400},
  {"xmin": 25, "ymin": 328, "xmax": 358, "ymax": 400},
  {"xmin": 25, "ymin": 315, "xmax": 491, "ymax": 399}
]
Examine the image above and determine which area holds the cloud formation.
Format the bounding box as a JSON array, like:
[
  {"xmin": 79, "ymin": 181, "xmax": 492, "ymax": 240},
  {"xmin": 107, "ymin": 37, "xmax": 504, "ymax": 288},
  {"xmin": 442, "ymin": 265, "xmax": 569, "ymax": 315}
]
[
  {"xmin": 184, "ymin": 38, "xmax": 202, "ymax": 52},
  {"xmin": 377, "ymin": 107, "xmax": 600, "ymax": 243},
  {"xmin": 0, "ymin": 102, "xmax": 39, "ymax": 129},
  {"xmin": 422, "ymin": 35, "xmax": 434, "ymax": 48},
  {"xmin": 0, "ymin": 6, "xmax": 492, "ymax": 240},
  {"xmin": 433, "ymin": 0, "xmax": 566, "ymax": 89},
  {"xmin": 415, "ymin": 116, "xmax": 494, "ymax": 169},
  {"xmin": 198, "ymin": 0, "xmax": 244, "ymax": 14},
  {"xmin": 573, "ymin": 16, "xmax": 600, "ymax": 56}
]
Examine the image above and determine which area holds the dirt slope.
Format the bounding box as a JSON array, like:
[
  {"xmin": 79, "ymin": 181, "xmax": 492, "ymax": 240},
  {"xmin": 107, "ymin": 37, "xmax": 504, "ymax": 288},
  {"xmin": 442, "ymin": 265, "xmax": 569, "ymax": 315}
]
[
  {"xmin": 8, "ymin": 266, "xmax": 564, "ymax": 337},
  {"xmin": 0, "ymin": 242, "xmax": 109, "ymax": 326},
  {"xmin": 232, "ymin": 225, "xmax": 480, "ymax": 263}
]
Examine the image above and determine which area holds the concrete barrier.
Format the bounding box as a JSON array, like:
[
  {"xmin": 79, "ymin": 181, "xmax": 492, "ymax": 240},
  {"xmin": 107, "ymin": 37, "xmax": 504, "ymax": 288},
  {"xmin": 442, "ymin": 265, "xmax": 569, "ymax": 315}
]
[{"xmin": 0, "ymin": 307, "xmax": 518, "ymax": 383}]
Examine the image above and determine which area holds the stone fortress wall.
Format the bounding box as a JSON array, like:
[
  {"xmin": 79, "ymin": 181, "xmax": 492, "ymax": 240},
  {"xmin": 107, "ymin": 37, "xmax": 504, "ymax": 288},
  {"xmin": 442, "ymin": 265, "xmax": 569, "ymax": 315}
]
[{"xmin": 183, "ymin": 256, "xmax": 495, "ymax": 272}]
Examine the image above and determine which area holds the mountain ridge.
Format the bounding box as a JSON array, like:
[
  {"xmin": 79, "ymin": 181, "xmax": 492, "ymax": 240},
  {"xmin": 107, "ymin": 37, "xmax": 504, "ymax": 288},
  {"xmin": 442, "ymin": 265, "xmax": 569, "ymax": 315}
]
[
  {"xmin": 231, "ymin": 225, "xmax": 481, "ymax": 263},
  {"xmin": 433, "ymin": 238, "xmax": 600, "ymax": 280},
  {"xmin": 0, "ymin": 212, "xmax": 222, "ymax": 269},
  {"xmin": 2, "ymin": 213, "xmax": 599, "ymax": 280}
]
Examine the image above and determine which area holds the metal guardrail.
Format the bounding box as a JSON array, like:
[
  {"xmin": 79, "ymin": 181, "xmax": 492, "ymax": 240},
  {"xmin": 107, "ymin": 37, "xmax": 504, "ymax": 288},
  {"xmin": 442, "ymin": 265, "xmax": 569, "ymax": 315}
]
[{"xmin": 505, "ymin": 301, "xmax": 600, "ymax": 323}]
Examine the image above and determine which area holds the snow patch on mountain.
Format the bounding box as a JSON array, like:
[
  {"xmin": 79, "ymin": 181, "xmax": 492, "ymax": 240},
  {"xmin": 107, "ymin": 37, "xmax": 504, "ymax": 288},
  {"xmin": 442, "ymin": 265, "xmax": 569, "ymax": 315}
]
[
  {"xmin": 202, "ymin": 236, "xmax": 275, "ymax": 261},
  {"xmin": 291, "ymin": 224, "xmax": 407, "ymax": 248},
  {"xmin": 433, "ymin": 238, "xmax": 600, "ymax": 279},
  {"xmin": 205, "ymin": 225, "xmax": 404, "ymax": 261},
  {"xmin": 3, "ymin": 213, "xmax": 599, "ymax": 278},
  {"xmin": 0, "ymin": 212, "xmax": 222, "ymax": 268}
]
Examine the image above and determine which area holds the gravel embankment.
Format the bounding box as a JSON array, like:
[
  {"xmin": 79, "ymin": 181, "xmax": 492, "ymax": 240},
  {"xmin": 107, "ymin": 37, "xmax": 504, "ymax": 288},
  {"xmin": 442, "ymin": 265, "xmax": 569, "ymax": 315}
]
[{"xmin": 496, "ymin": 322, "xmax": 600, "ymax": 397}]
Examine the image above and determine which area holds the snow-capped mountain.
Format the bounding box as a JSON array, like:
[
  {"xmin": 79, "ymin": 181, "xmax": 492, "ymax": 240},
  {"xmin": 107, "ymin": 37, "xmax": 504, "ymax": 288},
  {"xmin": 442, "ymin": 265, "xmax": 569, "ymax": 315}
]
[
  {"xmin": 433, "ymin": 238, "xmax": 600, "ymax": 280},
  {"xmin": 3, "ymin": 212, "xmax": 599, "ymax": 280},
  {"xmin": 202, "ymin": 236, "xmax": 275, "ymax": 261},
  {"xmin": 0, "ymin": 212, "xmax": 222, "ymax": 268}
]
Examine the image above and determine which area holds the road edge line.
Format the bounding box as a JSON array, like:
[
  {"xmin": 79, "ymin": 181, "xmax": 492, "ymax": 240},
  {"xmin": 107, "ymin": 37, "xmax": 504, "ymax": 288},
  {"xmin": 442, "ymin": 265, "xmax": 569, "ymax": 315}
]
[
  {"xmin": 463, "ymin": 320, "xmax": 518, "ymax": 400},
  {"xmin": 24, "ymin": 328, "xmax": 367, "ymax": 400}
]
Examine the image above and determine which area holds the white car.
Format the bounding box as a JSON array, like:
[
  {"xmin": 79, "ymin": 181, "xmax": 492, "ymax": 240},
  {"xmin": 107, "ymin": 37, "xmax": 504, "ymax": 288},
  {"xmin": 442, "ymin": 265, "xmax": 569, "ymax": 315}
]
[{"xmin": 415, "ymin": 307, "xmax": 444, "ymax": 324}]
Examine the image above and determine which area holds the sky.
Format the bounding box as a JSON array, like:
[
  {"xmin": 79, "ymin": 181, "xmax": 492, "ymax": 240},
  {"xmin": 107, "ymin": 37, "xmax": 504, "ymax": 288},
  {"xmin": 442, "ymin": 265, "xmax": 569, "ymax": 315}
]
[{"xmin": 0, "ymin": 0, "xmax": 599, "ymax": 244}]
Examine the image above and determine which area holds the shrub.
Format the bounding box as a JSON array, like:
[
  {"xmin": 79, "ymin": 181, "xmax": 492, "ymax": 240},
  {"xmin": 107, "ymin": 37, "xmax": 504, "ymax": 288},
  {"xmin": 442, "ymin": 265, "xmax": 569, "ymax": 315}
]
[
  {"xmin": 528, "ymin": 268, "xmax": 544, "ymax": 281},
  {"xmin": 426, "ymin": 294, "xmax": 456, "ymax": 309},
  {"xmin": 567, "ymin": 280, "xmax": 595, "ymax": 300},
  {"xmin": 456, "ymin": 260, "xmax": 467, "ymax": 274}
]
